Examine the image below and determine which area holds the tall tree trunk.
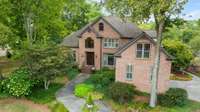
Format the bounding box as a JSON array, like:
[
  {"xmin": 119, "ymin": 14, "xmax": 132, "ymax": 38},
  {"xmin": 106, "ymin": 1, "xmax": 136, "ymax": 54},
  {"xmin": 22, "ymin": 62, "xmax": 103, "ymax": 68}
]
[{"xmin": 149, "ymin": 20, "xmax": 164, "ymax": 107}]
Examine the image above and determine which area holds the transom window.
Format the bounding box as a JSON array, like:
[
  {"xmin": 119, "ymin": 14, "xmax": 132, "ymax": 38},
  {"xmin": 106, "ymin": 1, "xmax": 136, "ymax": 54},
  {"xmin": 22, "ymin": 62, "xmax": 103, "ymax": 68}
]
[
  {"xmin": 126, "ymin": 64, "xmax": 133, "ymax": 80},
  {"xmin": 136, "ymin": 43, "xmax": 150, "ymax": 58},
  {"xmin": 104, "ymin": 38, "xmax": 119, "ymax": 48},
  {"xmin": 85, "ymin": 37, "xmax": 94, "ymax": 48},
  {"xmin": 99, "ymin": 22, "xmax": 104, "ymax": 31},
  {"xmin": 103, "ymin": 54, "xmax": 115, "ymax": 66}
]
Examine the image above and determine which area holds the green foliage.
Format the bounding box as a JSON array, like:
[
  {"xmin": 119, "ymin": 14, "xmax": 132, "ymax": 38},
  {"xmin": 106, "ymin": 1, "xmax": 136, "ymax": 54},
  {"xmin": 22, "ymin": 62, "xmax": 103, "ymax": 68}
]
[
  {"xmin": 189, "ymin": 36, "xmax": 200, "ymax": 55},
  {"xmin": 159, "ymin": 88, "xmax": 188, "ymax": 107},
  {"xmin": 0, "ymin": 23, "xmax": 15, "ymax": 47},
  {"xmin": 66, "ymin": 67, "xmax": 79, "ymax": 80},
  {"xmin": 52, "ymin": 102, "xmax": 69, "ymax": 112},
  {"xmin": 89, "ymin": 68, "xmax": 115, "ymax": 89},
  {"xmin": 3, "ymin": 68, "xmax": 33, "ymax": 97},
  {"xmin": 74, "ymin": 84, "xmax": 94, "ymax": 98},
  {"xmin": 138, "ymin": 23, "xmax": 155, "ymax": 30},
  {"xmin": 86, "ymin": 94, "xmax": 94, "ymax": 105},
  {"xmin": 163, "ymin": 39, "xmax": 193, "ymax": 71},
  {"xmin": 27, "ymin": 83, "xmax": 63, "ymax": 104},
  {"xmin": 23, "ymin": 45, "xmax": 73, "ymax": 89},
  {"xmin": 64, "ymin": 0, "xmax": 101, "ymax": 35},
  {"xmin": 108, "ymin": 82, "xmax": 136, "ymax": 103}
]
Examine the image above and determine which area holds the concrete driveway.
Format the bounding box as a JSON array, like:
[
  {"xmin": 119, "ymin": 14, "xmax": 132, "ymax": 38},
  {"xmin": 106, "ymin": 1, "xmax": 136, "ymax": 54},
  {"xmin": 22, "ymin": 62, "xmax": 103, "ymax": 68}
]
[
  {"xmin": 170, "ymin": 74, "xmax": 200, "ymax": 102},
  {"xmin": 56, "ymin": 73, "xmax": 111, "ymax": 112}
]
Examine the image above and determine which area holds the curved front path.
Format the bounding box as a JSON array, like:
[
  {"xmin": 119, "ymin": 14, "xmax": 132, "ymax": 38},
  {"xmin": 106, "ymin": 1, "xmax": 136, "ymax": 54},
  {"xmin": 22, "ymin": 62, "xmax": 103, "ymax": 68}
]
[
  {"xmin": 170, "ymin": 74, "xmax": 200, "ymax": 102},
  {"xmin": 56, "ymin": 73, "xmax": 111, "ymax": 112}
]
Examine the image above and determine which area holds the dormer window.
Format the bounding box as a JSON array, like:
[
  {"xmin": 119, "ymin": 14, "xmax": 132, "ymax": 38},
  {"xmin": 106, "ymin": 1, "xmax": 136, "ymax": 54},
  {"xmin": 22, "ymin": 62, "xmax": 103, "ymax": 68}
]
[{"xmin": 99, "ymin": 22, "xmax": 104, "ymax": 31}]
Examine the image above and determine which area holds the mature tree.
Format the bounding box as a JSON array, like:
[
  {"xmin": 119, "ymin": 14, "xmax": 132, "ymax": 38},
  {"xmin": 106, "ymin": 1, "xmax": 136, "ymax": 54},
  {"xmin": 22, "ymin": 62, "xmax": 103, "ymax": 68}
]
[
  {"xmin": 23, "ymin": 45, "xmax": 74, "ymax": 89},
  {"xmin": 105, "ymin": 0, "xmax": 187, "ymax": 107},
  {"xmin": 64, "ymin": 0, "xmax": 101, "ymax": 35},
  {"xmin": 189, "ymin": 36, "xmax": 200, "ymax": 56},
  {"xmin": 0, "ymin": 0, "xmax": 101, "ymax": 48},
  {"xmin": 163, "ymin": 39, "xmax": 193, "ymax": 71},
  {"xmin": 0, "ymin": 23, "xmax": 14, "ymax": 48}
]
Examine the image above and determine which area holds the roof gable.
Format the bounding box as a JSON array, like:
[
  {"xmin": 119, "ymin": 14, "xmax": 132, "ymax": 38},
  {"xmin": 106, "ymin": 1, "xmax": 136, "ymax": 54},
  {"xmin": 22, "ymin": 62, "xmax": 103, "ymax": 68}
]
[{"xmin": 114, "ymin": 32, "xmax": 173, "ymax": 60}]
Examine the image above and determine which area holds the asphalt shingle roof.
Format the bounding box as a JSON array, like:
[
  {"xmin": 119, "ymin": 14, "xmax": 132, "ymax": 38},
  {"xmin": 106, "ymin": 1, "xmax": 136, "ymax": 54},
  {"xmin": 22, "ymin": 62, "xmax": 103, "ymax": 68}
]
[{"xmin": 61, "ymin": 16, "xmax": 156, "ymax": 47}]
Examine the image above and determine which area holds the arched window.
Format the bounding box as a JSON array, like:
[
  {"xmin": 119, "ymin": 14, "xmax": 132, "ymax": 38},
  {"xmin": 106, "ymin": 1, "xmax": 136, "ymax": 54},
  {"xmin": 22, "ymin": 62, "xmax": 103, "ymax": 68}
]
[
  {"xmin": 85, "ymin": 37, "xmax": 94, "ymax": 48},
  {"xmin": 99, "ymin": 22, "xmax": 104, "ymax": 31}
]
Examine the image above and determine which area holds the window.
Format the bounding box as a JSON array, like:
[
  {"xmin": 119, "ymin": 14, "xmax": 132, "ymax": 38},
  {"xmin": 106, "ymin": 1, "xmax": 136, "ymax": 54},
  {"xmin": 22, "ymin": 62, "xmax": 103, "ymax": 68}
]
[
  {"xmin": 99, "ymin": 22, "xmax": 104, "ymax": 31},
  {"xmin": 103, "ymin": 54, "xmax": 115, "ymax": 66},
  {"xmin": 72, "ymin": 51, "xmax": 76, "ymax": 62},
  {"xmin": 126, "ymin": 64, "xmax": 133, "ymax": 80},
  {"xmin": 104, "ymin": 38, "xmax": 119, "ymax": 48},
  {"xmin": 85, "ymin": 37, "xmax": 94, "ymax": 48},
  {"xmin": 136, "ymin": 43, "xmax": 150, "ymax": 58}
]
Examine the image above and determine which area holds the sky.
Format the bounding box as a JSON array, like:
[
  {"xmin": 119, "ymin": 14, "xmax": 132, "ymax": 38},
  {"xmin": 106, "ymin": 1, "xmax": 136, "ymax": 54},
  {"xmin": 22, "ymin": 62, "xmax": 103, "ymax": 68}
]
[
  {"xmin": 92, "ymin": 0, "xmax": 200, "ymax": 20},
  {"xmin": 182, "ymin": 0, "xmax": 200, "ymax": 20}
]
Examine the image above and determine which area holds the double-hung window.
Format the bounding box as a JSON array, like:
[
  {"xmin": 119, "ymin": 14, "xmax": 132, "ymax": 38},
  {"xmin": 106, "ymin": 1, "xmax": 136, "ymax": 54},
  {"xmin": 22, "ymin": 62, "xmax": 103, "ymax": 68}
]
[
  {"xmin": 104, "ymin": 38, "xmax": 119, "ymax": 48},
  {"xmin": 136, "ymin": 43, "xmax": 150, "ymax": 59},
  {"xmin": 126, "ymin": 64, "xmax": 133, "ymax": 80}
]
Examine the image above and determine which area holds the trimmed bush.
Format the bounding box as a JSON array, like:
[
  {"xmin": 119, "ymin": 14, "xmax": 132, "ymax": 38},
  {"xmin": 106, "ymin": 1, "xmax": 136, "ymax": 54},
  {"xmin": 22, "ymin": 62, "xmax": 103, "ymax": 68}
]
[
  {"xmin": 74, "ymin": 84, "xmax": 94, "ymax": 98},
  {"xmin": 108, "ymin": 82, "xmax": 136, "ymax": 103},
  {"xmin": 90, "ymin": 69, "xmax": 115, "ymax": 89},
  {"xmin": 3, "ymin": 68, "xmax": 33, "ymax": 97},
  {"xmin": 52, "ymin": 102, "xmax": 69, "ymax": 112},
  {"xmin": 159, "ymin": 88, "xmax": 188, "ymax": 107}
]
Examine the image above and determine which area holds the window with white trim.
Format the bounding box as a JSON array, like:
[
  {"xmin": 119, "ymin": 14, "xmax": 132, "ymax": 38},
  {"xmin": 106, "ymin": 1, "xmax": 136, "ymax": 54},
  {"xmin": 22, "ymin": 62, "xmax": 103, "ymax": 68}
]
[
  {"xmin": 136, "ymin": 43, "xmax": 150, "ymax": 58},
  {"xmin": 126, "ymin": 64, "xmax": 133, "ymax": 80},
  {"xmin": 103, "ymin": 54, "xmax": 115, "ymax": 66},
  {"xmin": 103, "ymin": 38, "xmax": 119, "ymax": 48}
]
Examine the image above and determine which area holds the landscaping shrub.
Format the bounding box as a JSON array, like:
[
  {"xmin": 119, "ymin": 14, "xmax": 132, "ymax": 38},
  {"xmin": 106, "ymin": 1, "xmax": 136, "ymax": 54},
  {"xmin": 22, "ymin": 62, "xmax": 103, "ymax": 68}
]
[
  {"xmin": 159, "ymin": 88, "xmax": 188, "ymax": 107},
  {"xmin": 89, "ymin": 68, "xmax": 115, "ymax": 89},
  {"xmin": 108, "ymin": 82, "xmax": 136, "ymax": 103},
  {"xmin": 52, "ymin": 102, "xmax": 69, "ymax": 112},
  {"xmin": 66, "ymin": 67, "xmax": 79, "ymax": 80},
  {"xmin": 3, "ymin": 68, "xmax": 33, "ymax": 97},
  {"xmin": 74, "ymin": 84, "xmax": 94, "ymax": 98}
]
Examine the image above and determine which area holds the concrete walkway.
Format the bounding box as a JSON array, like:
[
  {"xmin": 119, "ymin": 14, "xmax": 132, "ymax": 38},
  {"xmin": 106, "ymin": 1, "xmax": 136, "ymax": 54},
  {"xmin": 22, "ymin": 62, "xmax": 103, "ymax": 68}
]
[
  {"xmin": 170, "ymin": 74, "xmax": 200, "ymax": 102},
  {"xmin": 56, "ymin": 73, "xmax": 111, "ymax": 112}
]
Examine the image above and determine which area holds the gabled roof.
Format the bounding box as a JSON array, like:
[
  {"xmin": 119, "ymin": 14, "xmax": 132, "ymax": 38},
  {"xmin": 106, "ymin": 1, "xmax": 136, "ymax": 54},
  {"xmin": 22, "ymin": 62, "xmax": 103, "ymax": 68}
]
[
  {"xmin": 114, "ymin": 32, "xmax": 174, "ymax": 60},
  {"xmin": 144, "ymin": 30, "xmax": 157, "ymax": 38},
  {"xmin": 61, "ymin": 16, "xmax": 149, "ymax": 47}
]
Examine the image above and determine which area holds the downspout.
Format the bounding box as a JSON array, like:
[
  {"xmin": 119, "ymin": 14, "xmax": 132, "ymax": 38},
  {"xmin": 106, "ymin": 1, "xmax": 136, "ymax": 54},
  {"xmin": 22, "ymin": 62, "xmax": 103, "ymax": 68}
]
[{"xmin": 100, "ymin": 37, "xmax": 103, "ymax": 69}]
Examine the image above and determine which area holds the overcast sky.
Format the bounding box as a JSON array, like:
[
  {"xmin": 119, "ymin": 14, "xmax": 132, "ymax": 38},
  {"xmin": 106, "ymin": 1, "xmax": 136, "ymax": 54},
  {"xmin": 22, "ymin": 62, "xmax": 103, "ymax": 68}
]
[{"xmin": 92, "ymin": 0, "xmax": 200, "ymax": 20}]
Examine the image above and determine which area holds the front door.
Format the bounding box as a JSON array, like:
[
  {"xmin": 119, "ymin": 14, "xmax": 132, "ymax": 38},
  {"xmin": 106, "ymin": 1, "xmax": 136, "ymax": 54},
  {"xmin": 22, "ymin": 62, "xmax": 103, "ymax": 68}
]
[{"xmin": 86, "ymin": 52, "xmax": 94, "ymax": 65}]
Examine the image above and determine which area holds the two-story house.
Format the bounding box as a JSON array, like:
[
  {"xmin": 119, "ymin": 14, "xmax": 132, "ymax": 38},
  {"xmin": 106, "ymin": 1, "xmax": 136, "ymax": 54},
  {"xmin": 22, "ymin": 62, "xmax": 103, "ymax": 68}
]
[{"xmin": 62, "ymin": 16, "xmax": 172, "ymax": 93}]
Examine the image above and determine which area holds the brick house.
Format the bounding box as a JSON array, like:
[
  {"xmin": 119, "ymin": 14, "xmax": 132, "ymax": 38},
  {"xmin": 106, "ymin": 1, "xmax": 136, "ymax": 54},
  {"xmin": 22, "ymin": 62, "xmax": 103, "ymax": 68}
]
[{"xmin": 62, "ymin": 16, "xmax": 172, "ymax": 93}]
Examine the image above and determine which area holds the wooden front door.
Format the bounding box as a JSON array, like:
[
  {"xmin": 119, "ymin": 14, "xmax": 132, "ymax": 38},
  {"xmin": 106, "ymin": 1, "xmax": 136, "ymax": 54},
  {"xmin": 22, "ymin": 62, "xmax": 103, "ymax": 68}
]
[{"xmin": 86, "ymin": 52, "xmax": 94, "ymax": 65}]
